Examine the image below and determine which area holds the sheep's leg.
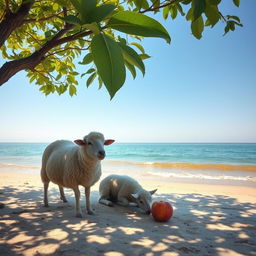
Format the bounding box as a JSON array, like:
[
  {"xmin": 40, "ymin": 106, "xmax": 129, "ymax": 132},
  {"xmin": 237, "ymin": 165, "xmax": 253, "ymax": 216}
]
[
  {"xmin": 73, "ymin": 187, "xmax": 82, "ymax": 218},
  {"xmin": 43, "ymin": 182, "xmax": 49, "ymax": 207},
  {"xmin": 85, "ymin": 187, "xmax": 94, "ymax": 215},
  {"xmin": 99, "ymin": 197, "xmax": 114, "ymax": 207},
  {"xmin": 117, "ymin": 196, "xmax": 129, "ymax": 207},
  {"xmin": 59, "ymin": 186, "xmax": 68, "ymax": 203}
]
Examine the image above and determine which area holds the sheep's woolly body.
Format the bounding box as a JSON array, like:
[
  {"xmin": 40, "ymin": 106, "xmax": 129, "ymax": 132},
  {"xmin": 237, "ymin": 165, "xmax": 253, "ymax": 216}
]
[
  {"xmin": 99, "ymin": 174, "xmax": 143, "ymax": 202},
  {"xmin": 99, "ymin": 174, "xmax": 156, "ymax": 214},
  {"xmin": 41, "ymin": 140, "xmax": 101, "ymax": 189},
  {"xmin": 40, "ymin": 132, "xmax": 112, "ymax": 217}
]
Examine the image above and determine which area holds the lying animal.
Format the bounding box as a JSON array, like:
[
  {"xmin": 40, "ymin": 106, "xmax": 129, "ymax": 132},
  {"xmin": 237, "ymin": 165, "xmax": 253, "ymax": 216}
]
[{"xmin": 99, "ymin": 174, "xmax": 157, "ymax": 214}]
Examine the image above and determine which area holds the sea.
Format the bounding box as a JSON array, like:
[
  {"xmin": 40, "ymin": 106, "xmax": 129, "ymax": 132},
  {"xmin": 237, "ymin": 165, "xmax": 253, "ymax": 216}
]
[{"xmin": 0, "ymin": 143, "xmax": 256, "ymax": 186}]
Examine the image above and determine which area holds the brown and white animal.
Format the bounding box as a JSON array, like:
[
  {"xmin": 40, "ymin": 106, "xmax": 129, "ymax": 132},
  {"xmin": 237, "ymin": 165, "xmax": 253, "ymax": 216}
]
[
  {"xmin": 99, "ymin": 174, "xmax": 157, "ymax": 214},
  {"xmin": 41, "ymin": 132, "xmax": 114, "ymax": 217}
]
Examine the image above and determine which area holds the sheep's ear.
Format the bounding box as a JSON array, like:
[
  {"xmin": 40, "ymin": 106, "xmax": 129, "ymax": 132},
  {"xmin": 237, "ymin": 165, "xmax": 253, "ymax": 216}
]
[
  {"xmin": 131, "ymin": 193, "xmax": 139, "ymax": 199},
  {"xmin": 104, "ymin": 139, "xmax": 115, "ymax": 145},
  {"xmin": 149, "ymin": 189, "xmax": 157, "ymax": 195},
  {"xmin": 74, "ymin": 140, "xmax": 86, "ymax": 146}
]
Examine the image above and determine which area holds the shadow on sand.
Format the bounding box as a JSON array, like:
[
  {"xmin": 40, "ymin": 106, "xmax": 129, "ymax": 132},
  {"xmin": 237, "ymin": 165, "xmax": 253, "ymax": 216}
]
[{"xmin": 0, "ymin": 184, "xmax": 256, "ymax": 256}]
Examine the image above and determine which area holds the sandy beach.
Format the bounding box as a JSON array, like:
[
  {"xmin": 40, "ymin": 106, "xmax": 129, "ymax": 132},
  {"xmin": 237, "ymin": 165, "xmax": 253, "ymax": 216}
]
[{"xmin": 0, "ymin": 172, "xmax": 256, "ymax": 256}]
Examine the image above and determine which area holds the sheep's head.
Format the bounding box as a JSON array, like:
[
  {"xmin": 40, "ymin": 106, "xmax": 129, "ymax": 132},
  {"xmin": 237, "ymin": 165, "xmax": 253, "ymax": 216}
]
[
  {"xmin": 74, "ymin": 132, "xmax": 114, "ymax": 160},
  {"xmin": 131, "ymin": 189, "xmax": 157, "ymax": 214}
]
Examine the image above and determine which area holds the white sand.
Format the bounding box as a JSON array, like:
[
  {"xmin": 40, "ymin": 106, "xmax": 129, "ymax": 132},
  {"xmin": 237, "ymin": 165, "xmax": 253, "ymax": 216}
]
[{"xmin": 0, "ymin": 172, "xmax": 256, "ymax": 256}]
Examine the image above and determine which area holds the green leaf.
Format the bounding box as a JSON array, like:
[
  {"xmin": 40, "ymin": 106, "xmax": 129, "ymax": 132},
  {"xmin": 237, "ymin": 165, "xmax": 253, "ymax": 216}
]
[
  {"xmin": 80, "ymin": 53, "xmax": 93, "ymax": 65},
  {"xmin": 204, "ymin": 4, "xmax": 220, "ymax": 27},
  {"xmin": 186, "ymin": 8, "xmax": 193, "ymax": 21},
  {"xmin": 91, "ymin": 33, "xmax": 126, "ymax": 99},
  {"xmin": 86, "ymin": 72, "xmax": 97, "ymax": 87},
  {"xmin": 191, "ymin": 16, "xmax": 204, "ymax": 39},
  {"xmin": 70, "ymin": 0, "xmax": 81, "ymax": 12},
  {"xmin": 139, "ymin": 53, "xmax": 151, "ymax": 60},
  {"xmin": 227, "ymin": 15, "xmax": 240, "ymax": 23},
  {"xmin": 107, "ymin": 11, "xmax": 171, "ymax": 44},
  {"xmin": 176, "ymin": 3, "xmax": 185, "ymax": 16},
  {"xmin": 170, "ymin": 6, "xmax": 178, "ymax": 20},
  {"xmin": 118, "ymin": 43, "xmax": 145, "ymax": 75},
  {"xmin": 163, "ymin": 6, "xmax": 169, "ymax": 20},
  {"xmin": 86, "ymin": 4, "xmax": 116, "ymax": 23},
  {"xmin": 134, "ymin": 0, "xmax": 149, "ymax": 9},
  {"xmin": 130, "ymin": 42, "xmax": 145, "ymax": 54},
  {"xmin": 83, "ymin": 23, "xmax": 100, "ymax": 34},
  {"xmin": 233, "ymin": 0, "xmax": 240, "ymax": 7},
  {"xmin": 80, "ymin": 0, "xmax": 97, "ymax": 22},
  {"xmin": 69, "ymin": 84, "xmax": 77, "ymax": 96},
  {"xmin": 125, "ymin": 61, "xmax": 136, "ymax": 79},
  {"xmin": 192, "ymin": 0, "xmax": 206, "ymax": 21},
  {"xmin": 86, "ymin": 68, "xmax": 96, "ymax": 74},
  {"xmin": 59, "ymin": 15, "xmax": 82, "ymax": 25}
]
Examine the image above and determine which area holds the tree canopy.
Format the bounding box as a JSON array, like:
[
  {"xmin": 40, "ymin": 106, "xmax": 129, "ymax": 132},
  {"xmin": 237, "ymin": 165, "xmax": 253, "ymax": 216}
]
[{"xmin": 0, "ymin": 0, "xmax": 242, "ymax": 99}]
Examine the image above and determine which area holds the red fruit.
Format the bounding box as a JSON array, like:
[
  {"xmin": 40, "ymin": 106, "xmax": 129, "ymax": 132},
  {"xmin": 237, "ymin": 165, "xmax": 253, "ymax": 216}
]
[{"xmin": 151, "ymin": 201, "xmax": 173, "ymax": 222}]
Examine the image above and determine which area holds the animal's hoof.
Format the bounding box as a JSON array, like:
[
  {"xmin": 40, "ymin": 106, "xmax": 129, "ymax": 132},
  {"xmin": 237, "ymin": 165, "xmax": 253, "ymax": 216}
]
[
  {"xmin": 108, "ymin": 202, "xmax": 114, "ymax": 207},
  {"xmin": 44, "ymin": 204, "xmax": 49, "ymax": 208},
  {"xmin": 76, "ymin": 213, "xmax": 83, "ymax": 218},
  {"xmin": 87, "ymin": 210, "xmax": 95, "ymax": 215}
]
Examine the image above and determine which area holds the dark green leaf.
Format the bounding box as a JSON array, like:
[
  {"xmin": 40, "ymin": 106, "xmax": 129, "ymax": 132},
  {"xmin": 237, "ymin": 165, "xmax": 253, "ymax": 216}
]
[
  {"xmin": 204, "ymin": 4, "xmax": 220, "ymax": 27},
  {"xmin": 125, "ymin": 61, "xmax": 136, "ymax": 79},
  {"xmin": 107, "ymin": 11, "xmax": 171, "ymax": 44},
  {"xmin": 70, "ymin": 0, "xmax": 81, "ymax": 12},
  {"xmin": 170, "ymin": 6, "xmax": 178, "ymax": 20},
  {"xmin": 176, "ymin": 3, "xmax": 185, "ymax": 16},
  {"xmin": 191, "ymin": 16, "xmax": 204, "ymax": 39},
  {"xmin": 80, "ymin": 0, "xmax": 97, "ymax": 22},
  {"xmin": 233, "ymin": 0, "xmax": 240, "ymax": 7},
  {"xmin": 86, "ymin": 4, "xmax": 116, "ymax": 23},
  {"xmin": 80, "ymin": 53, "xmax": 93, "ymax": 65},
  {"xmin": 227, "ymin": 15, "xmax": 240, "ymax": 23},
  {"xmin": 134, "ymin": 0, "xmax": 149, "ymax": 9},
  {"xmin": 91, "ymin": 33, "xmax": 126, "ymax": 99},
  {"xmin": 86, "ymin": 72, "xmax": 97, "ymax": 87},
  {"xmin": 59, "ymin": 15, "xmax": 82, "ymax": 25},
  {"xmin": 186, "ymin": 8, "xmax": 193, "ymax": 21},
  {"xmin": 192, "ymin": 0, "xmax": 206, "ymax": 21},
  {"xmin": 182, "ymin": 0, "xmax": 192, "ymax": 4},
  {"xmin": 118, "ymin": 43, "xmax": 145, "ymax": 75}
]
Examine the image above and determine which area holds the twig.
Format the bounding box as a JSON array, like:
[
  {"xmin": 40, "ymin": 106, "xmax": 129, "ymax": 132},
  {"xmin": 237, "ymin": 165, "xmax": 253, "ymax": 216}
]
[{"xmin": 139, "ymin": 0, "xmax": 178, "ymax": 14}]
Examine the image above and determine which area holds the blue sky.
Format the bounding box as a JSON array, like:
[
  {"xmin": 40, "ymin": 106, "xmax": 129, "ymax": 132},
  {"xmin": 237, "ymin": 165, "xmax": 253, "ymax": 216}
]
[{"xmin": 1, "ymin": 0, "xmax": 256, "ymax": 143}]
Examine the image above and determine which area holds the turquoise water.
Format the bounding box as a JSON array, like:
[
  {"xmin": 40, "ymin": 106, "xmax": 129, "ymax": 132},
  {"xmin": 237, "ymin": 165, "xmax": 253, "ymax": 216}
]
[{"xmin": 0, "ymin": 143, "xmax": 256, "ymax": 185}]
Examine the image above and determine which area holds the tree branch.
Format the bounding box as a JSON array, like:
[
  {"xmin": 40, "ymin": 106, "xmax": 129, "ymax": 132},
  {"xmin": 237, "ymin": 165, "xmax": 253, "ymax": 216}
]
[
  {"xmin": 23, "ymin": 10, "xmax": 69, "ymax": 24},
  {"xmin": 0, "ymin": 0, "xmax": 34, "ymax": 47}
]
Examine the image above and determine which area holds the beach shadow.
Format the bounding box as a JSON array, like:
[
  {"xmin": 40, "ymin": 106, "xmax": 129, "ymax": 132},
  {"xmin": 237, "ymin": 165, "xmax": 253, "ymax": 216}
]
[{"xmin": 0, "ymin": 184, "xmax": 256, "ymax": 256}]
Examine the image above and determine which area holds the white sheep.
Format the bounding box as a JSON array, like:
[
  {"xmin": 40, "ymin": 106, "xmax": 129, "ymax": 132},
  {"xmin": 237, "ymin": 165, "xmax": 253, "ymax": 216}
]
[
  {"xmin": 99, "ymin": 174, "xmax": 157, "ymax": 214},
  {"xmin": 41, "ymin": 132, "xmax": 114, "ymax": 218}
]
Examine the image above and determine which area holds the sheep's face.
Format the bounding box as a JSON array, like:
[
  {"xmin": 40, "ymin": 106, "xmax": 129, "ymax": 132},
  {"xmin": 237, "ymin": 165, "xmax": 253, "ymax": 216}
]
[
  {"xmin": 86, "ymin": 136, "xmax": 106, "ymax": 160},
  {"xmin": 131, "ymin": 189, "xmax": 157, "ymax": 214},
  {"xmin": 74, "ymin": 132, "xmax": 114, "ymax": 161}
]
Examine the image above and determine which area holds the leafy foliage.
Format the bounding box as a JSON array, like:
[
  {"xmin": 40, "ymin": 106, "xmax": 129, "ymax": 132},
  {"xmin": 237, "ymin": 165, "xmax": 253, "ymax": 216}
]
[{"xmin": 0, "ymin": 0, "xmax": 242, "ymax": 99}]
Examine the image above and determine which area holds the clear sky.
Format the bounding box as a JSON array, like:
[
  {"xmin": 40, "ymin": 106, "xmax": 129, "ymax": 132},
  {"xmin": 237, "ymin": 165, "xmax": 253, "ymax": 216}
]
[{"xmin": 0, "ymin": 1, "xmax": 256, "ymax": 143}]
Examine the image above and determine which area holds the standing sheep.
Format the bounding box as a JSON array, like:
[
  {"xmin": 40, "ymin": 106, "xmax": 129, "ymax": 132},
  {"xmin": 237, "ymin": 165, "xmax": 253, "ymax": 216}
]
[
  {"xmin": 41, "ymin": 132, "xmax": 114, "ymax": 217},
  {"xmin": 99, "ymin": 174, "xmax": 157, "ymax": 214}
]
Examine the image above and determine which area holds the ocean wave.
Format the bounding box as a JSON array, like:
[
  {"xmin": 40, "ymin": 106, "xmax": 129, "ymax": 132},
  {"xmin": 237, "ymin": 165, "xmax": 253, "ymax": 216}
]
[{"xmin": 146, "ymin": 171, "xmax": 255, "ymax": 182}]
